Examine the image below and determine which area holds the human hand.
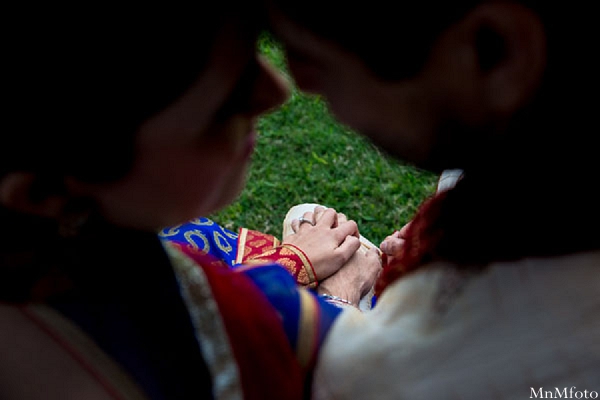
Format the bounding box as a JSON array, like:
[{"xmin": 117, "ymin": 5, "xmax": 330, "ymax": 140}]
[
  {"xmin": 317, "ymin": 246, "xmax": 382, "ymax": 306},
  {"xmin": 380, "ymin": 222, "xmax": 412, "ymax": 264},
  {"xmin": 283, "ymin": 206, "xmax": 361, "ymax": 281}
]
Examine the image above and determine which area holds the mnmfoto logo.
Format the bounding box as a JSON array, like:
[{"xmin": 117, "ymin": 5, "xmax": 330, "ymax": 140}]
[{"xmin": 530, "ymin": 387, "xmax": 599, "ymax": 399}]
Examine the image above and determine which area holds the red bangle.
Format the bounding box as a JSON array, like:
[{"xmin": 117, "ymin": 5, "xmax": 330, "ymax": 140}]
[{"xmin": 282, "ymin": 243, "xmax": 318, "ymax": 286}]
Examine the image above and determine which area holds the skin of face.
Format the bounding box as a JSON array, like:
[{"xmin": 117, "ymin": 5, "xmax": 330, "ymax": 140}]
[
  {"xmin": 268, "ymin": 10, "xmax": 500, "ymax": 172},
  {"xmin": 67, "ymin": 20, "xmax": 290, "ymax": 231}
]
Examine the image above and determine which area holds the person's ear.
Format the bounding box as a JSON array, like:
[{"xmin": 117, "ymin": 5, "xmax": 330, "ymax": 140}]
[
  {"xmin": 0, "ymin": 172, "xmax": 67, "ymax": 218},
  {"xmin": 428, "ymin": 2, "xmax": 546, "ymax": 123},
  {"xmin": 466, "ymin": 2, "xmax": 547, "ymax": 117}
]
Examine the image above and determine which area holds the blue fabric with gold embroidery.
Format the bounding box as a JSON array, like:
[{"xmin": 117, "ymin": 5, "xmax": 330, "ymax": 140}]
[
  {"xmin": 241, "ymin": 264, "xmax": 341, "ymax": 355},
  {"xmin": 159, "ymin": 217, "xmax": 342, "ymax": 370},
  {"xmin": 158, "ymin": 217, "xmax": 239, "ymax": 267}
]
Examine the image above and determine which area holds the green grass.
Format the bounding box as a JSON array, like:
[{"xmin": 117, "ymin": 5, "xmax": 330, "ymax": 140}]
[{"xmin": 208, "ymin": 34, "xmax": 437, "ymax": 245}]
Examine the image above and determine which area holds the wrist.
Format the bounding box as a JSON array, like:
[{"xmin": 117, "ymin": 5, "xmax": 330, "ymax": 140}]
[
  {"xmin": 317, "ymin": 286, "xmax": 360, "ymax": 306},
  {"xmin": 279, "ymin": 243, "xmax": 319, "ymax": 288},
  {"xmin": 319, "ymin": 293, "xmax": 358, "ymax": 309}
]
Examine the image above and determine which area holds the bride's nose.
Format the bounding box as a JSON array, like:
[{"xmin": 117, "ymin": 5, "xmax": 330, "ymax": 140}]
[{"xmin": 247, "ymin": 55, "xmax": 291, "ymax": 116}]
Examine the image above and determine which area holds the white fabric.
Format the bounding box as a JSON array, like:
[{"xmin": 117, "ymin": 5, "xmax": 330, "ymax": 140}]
[
  {"xmin": 313, "ymin": 251, "xmax": 600, "ymax": 399},
  {"xmin": 437, "ymin": 169, "xmax": 464, "ymax": 192}
]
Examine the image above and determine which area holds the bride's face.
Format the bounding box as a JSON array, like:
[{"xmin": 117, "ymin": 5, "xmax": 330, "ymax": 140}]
[{"xmin": 69, "ymin": 20, "xmax": 290, "ymax": 231}]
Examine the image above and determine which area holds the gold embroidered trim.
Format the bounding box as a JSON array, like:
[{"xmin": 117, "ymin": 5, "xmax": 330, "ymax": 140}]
[
  {"xmin": 164, "ymin": 242, "xmax": 242, "ymax": 400},
  {"xmin": 235, "ymin": 228, "xmax": 249, "ymax": 264},
  {"xmin": 296, "ymin": 289, "xmax": 318, "ymax": 369},
  {"xmin": 281, "ymin": 244, "xmax": 317, "ymax": 287}
]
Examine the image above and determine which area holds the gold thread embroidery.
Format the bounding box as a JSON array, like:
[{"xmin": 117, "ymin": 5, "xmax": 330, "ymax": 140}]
[
  {"xmin": 279, "ymin": 247, "xmax": 295, "ymax": 256},
  {"xmin": 296, "ymin": 290, "xmax": 317, "ymax": 369},
  {"xmin": 236, "ymin": 229, "xmax": 249, "ymax": 264},
  {"xmin": 158, "ymin": 226, "xmax": 180, "ymax": 238},
  {"xmin": 214, "ymin": 231, "xmax": 233, "ymax": 254},
  {"xmin": 243, "ymin": 246, "xmax": 253, "ymax": 259},
  {"xmin": 248, "ymin": 239, "xmax": 268, "ymax": 248},
  {"xmin": 189, "ymin": 218, "xmax": 215, "ymax": 226},
  {"xmin": 297, "ymin": 269, "xmax": 309, "ymax": 285},
  {"xmin": 281, "ymin": 245, "xmax": 316, "ymax": 284},
  {"xmin": 276, "ymin": 257, "xmax": 298, "ymax": 271},
  {"xmin": 183, "ymin": 230, "xmax": 210, "ymax": 253},
  {"xmin": 221, "ymin": 228, "xmax": 238, "ymax": 240},
  {"xmin": 255, "ymin": 249, "xmax": 276, "ymax": 258},
  {"xmin": 163, "ymin": 242, "xmax": 242, "ymax": 399}
]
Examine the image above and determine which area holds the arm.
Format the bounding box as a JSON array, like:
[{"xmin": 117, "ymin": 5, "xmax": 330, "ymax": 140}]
[
  {"xmin": 284, "ymin": 205, "xmax": 382, "ymax": 309},
  {"xmin": 239, "ymin": 207, "xmax": 363, "ymax": 290}
]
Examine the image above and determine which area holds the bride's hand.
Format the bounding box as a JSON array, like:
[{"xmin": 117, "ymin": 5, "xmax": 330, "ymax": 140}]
[{"xmin": 283, "ymin": 206, "xmax": 360, "ymax": 281}]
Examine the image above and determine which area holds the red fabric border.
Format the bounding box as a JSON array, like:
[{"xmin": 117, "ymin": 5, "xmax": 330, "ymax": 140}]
[{"xmin": 179, "ymin": 247, "xmax": 304, "ymax": 400}]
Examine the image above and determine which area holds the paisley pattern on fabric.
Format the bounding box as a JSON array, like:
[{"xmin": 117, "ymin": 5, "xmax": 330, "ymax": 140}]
[
  {"xmin": 160, "ymin": 221, "xmax": 318, "ymax": 288},
  {"xmin": 161, "ymin": 219, "xmax": 340, "ymax": 371},
  {"xmin": 180, "ymin": 247, "xmax": 341, "ymax": 373},
  {"xmin": 237, "ymin": 228, "xmax": 317, "ymax": 288},
  {"xmin": 235, "ymin": 227, "xmax": 280, "ymax": 264},
  {"xmin": 159, "ymin": 217, "xmax": 239, "ymax": 266}
]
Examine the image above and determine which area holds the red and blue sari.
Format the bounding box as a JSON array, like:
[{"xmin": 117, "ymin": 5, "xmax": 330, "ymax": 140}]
[
  {"xmin": 159, "ymin": 217, "xmax": 343, "ymax": 394},
  {"xmin": 1, "ymin": 217, "xmax": 342, "ymax": 400}
]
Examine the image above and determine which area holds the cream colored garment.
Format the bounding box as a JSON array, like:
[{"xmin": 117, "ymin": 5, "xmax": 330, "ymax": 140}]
[{"xmin": 313, "ymin": 251, "xmax": 600, "ymax": 399}]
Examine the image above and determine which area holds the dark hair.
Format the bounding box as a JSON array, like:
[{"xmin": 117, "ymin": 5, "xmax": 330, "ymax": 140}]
[
  {"xmin": 2, "ymin": 4, "xmax": 256, "ymax": 183},
  {"xmin": 272, "ymin": 1, "xmax": 600, "ymax": 263},
  {"xmin": 272, "ymin": 1, "xmax": 481, "ymax": 80}
]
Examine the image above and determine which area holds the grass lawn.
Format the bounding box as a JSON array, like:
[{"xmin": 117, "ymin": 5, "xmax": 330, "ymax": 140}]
[{"xmin": 208, "ymin": 34, "xmax": 437, "ymax": 245}]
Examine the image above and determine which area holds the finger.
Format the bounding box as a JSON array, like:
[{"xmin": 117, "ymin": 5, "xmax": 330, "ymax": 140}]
[
  {"xmin": 380, "ymin": 237, "xmax": 394, "ymax": 254},
  {"xmin": 359, "ymin": 248, "xmax": 383, "ymax": 295},
  {"xmin": 381, "ymin": 233, "xmax": 397, "ymax": 247},
  {"xmin": 333, "ymin": 219, "xmax": 359, "ymax": 241},
  {"xmin": 335, "ymin": 235, "xmax": 361, "ymax": 263},
  {"xmin": 291, "ymin": 218, "xmax": 300, "ymax": 233},
  {"xmin": 399, "ymin": 222, "xmax": 412, "ymax": 238},
  {"xmin": 313, "ymin": 205, "xmax": 327, "ymax": 222},
  {"xmin": 380, "ymin": 237, "xmax": 405, "ymax": 255},
  {"xmin": 327, "ymin": 211, "xmax": 345, "ymax": 229},
  {"xmin": 299, "ymin": 211, "xmax": 315, "ymax": 229},
  {"xmin": 336, "ymin": 212, "xmax": 348, "ymax": 227},
  {"xmin": 292, "ymin": 217, "xmax": 310, "ymax": 233},
  {"xmin": 302, "ymin": 211, "xmax": 315, "ymax": 222},
  {"xmin": 292, "ymin": 211, "xmax": 315, "ymax": 232},
  {"xmin": 315, "ymin": 208, "xmax": 337, "ymax": 228}
]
